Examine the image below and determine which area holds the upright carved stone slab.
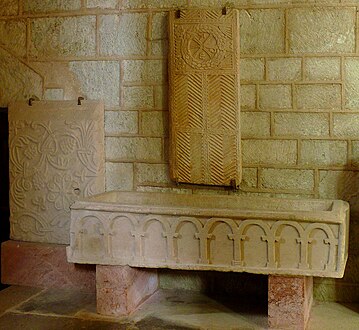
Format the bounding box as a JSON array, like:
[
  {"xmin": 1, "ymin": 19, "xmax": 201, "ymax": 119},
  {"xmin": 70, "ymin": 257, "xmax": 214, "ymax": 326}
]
[
  {"xmin": 168, "ymin": 9, "xmax": 241, "ymax": 187},
  {"xmin": 9, "ymin": 100, "xmax": 105, "ymax": 244}
]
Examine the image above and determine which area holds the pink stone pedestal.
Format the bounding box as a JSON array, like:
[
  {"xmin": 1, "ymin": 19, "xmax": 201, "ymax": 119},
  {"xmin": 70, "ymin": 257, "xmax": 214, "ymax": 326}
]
[
  {"xmin": 96, "ymin": 265, "xmax": 158, "ymax": 316},
  {"xmin": 268, "ymin": 275, "xmax": 313, "ymax": 330},
  {"xmin": 1, "ymin": 240, "xmax": 96, "ymax": 291}
]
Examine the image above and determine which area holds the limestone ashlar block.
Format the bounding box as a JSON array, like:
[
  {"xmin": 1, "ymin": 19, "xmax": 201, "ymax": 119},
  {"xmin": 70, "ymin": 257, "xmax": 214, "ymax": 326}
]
[
  {"xmin": 24, "ymin": 0, "xmax": 81, "ymax": 13},
  {"xmin": 96, "ymin": 265, "xmax": 158, "ymax": 316},
  {"xmin": 67, "ymin": 191, "xmax": 349, "ymax": 278},
  {"xmin": 268, "ymin": 275, "xmax": 313, "ymax": 329},
  {"xmin": 1, "ymin": 240, "xmax": 96, "ymax": 291},
  {"xmin": 304, "ymin": 57, "xmax": 341, "ymax": 81},
  {"xmin": 333, "ymin": 113, "xmax": 359, "ymax": 138},
  {"xmin": 8, "ymin": 101, "xmax": 105, "ymax": 244},
  {"xmin": 344, "ymin": 58, "xmax": 359, "ymax": 109}
]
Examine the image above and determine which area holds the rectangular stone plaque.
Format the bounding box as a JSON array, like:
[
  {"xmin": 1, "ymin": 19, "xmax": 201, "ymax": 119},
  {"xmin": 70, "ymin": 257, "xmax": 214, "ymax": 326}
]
[
  {"xmin": 9, "ymin": 100, "xmax": 105, "ymax": 244},
  {"xmin": 168, "ymin": 9, "xmax": 241, "ymax": 187}
]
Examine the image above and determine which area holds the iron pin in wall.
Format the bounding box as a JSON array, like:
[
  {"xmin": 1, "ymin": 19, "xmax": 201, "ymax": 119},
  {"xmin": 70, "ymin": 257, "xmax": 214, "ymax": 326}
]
[
  {"xmin": 78, "ymin": 96, "xmax": 84, "ymax": 105},
  {"xmin": 28, "ymin": 98, "xmax": 35, "ymax": 106}
]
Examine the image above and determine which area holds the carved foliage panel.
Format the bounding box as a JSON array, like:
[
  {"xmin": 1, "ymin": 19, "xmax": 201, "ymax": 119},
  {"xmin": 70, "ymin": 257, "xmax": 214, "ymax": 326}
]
[
  {"xmin": 169, "ymin": 9, "xmax": 241, "ymax": 187},
  {"xmin": 68, "ymin": 210, "xmax": 347, "ymax": 278},
  {"xmin": 9, "ymin": 101, "xmax": 105, "ymax": 244}
]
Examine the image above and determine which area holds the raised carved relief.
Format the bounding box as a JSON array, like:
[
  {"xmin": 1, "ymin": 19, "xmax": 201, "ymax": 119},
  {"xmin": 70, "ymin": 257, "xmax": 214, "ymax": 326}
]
[
  {"xmin": 169, "ymin": 9, "xmax": 241, "ymax": 187},
  {"xmin": 9, "ymin": 101, "xmax": 105, "ymax": 244},
  {"xmin": 67, "ymin": 192, "xmax": 349, "ymax": 278}
]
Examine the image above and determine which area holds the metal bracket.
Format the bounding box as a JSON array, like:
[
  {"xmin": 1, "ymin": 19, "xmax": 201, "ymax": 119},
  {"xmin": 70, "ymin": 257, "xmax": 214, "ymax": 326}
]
[
  {"xmin": 77, "ymin": 96, "xmax": 84, "ymax": 105},
  {"xmin": 28, "ymin": 98, "xmax": 35, "ymax": 106}
]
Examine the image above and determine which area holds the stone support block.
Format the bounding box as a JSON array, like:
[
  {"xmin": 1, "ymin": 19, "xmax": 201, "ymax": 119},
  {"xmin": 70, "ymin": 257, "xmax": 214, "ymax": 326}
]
[
  {"xmin": 1, "ymin": 240, "xmax": 95, "ymax": 291},
  {"xmin": 96, "ymin": 265, "xmax": 158, "ymax": 316},
  {"xmin": 268, "ymin": 275, "xmax": 313, "ymax": 330}
]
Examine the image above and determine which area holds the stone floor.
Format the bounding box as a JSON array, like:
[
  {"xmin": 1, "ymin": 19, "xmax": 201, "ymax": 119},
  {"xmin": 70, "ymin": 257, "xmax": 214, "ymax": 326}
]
[{"xmin": 0, "ymin": 286, "xmax": 358, "ymax": 329}]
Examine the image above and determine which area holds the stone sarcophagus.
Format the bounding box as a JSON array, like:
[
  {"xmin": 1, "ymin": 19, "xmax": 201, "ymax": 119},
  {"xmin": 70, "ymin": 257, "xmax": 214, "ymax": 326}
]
[
  {"xmin": 67, "ymin": 192, "xmax": 349, "ymax": 278},
  {"xmin": 168, "ymin": 9, "xmax": 241, "ymax": 187}
]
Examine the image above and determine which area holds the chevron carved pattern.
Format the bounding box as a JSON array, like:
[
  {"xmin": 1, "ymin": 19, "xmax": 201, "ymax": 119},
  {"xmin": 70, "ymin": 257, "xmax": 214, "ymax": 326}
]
[{"xmin": 169, "ymin": 9, "xmax": 241, "ymax": 187}]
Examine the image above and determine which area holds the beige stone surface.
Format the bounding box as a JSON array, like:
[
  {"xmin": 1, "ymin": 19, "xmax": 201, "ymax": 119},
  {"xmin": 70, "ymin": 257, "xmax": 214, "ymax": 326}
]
[
  {"xmin": 24, "ymin": 0, "xmax": 81, "ymax": 13},
  {"xmin": 267, "ymin": 58, "xmax": 301, "ymax": 81},
  {"xmin": 239, "ymin": 9, "xmax": 285, "ymax": 54},
  {"xmin": 296, "ymin": 84, "xmax": 341, "ymax": 110},
  {"xmin": 122, "ymin": 0, "xmax": 186, "ymax": 8},
  {"xmin": 69, "ymin": 61, "xmax": 120, "ymax": 108},
  {"xmin": 241, "ymin": 84, "xmax": 256, "ymax": 110},
  {"xmin": 67, "ymin": 191, "xmax": 349, "ymax": 278},
  {"xmin": 44, "ymin": 89, "xmax": 64, "ymax": 101},
  {"xmin": 135, "ymin": 163, "xmax": 170, "ymax": 185},
  {"xmin": 319, "ymin": 170, "xmax": 359, "ymax": 199},
  {"xmin": 242, "ymin": 139, "xmax": 297, "ymax": 165},
  {"xmin": 151, "ymin": 11, "xmax": 168, "ymax": 56},
  {"xmin": 240, "ymin": 58, "xmax": 265, "ymax": 81},
  {"xmin": 0, "ymin": 0, "xmax": 18, "ymax": 15},
  {"xmin": 241, "ymin": 168, "xmax": 258, "ymax": 189},
  {"xmin": 0, "ymin": 47, "xmax": 43, "ymax": 107},
  {"xmin": 259, "ymin": 85, "xmax": 292, "ymax": 109},
  {"xmin": 260, "ymin": 168, "xmax": 314, "ymax": 192},
  {"xmin": 344, "ymin": 58, "xmax": 359, "ymax": 109},
  {"xmin": 123, "ymin": 86, "xmax": 154, "ymax": 110},
  {"xmin": 333, "ymin": 113, "xmax": 359, "ymax": 138},
  {"xmin": 123, "ymin": 60, "xmax": 166, "ymax": 84},
  {"xmin": 141, "ymin": 111, "xmax": 167, "ymax": 136},
  {"xmin": 9, "ymin": 101, "xmax": 105, "ymax": 244},
  {"xmin": 30, "ymin": 16, "xmax": 96, "ymax": 58},
  {"xmin": 274, "ymin": 112, "xmax": 329, "ymax": 137},
  {"xmin": 106, "ymin": 163, "xmax": 134, "ymax": 191},
  {"xmin": 288, "ymin": 8, "xmax": 356, "ymax": 53},
  {"xmin": 241, "ymin": 112, "xmax": 270, "ymax": 138},
  {"xmin": 0, "ymin": 20, "xmax": 26, "ymax": 58},
  {"xmin": 304, "ymin": 57, "xmax": 341, "ymax": 81},
  {"xmin": 99, "ymin": 14, "xmax": 147, "ymax": 56},
  {"xmin": 300, "ymin": 140, "xmax": 347, "ymax": 167},
  {"xmin": 106, "ymin": 137, "xmax": 162, "ymax": 162},
  {"xmin": 105, "ymin": 111, "xmax": 138, "ymax": 135},
  {"xmin": 154, "ymin": 85, "xmax": 168, "ymax": 110},
  {"xmin": 351, "ymin": 141, "xmax": 359, "ymax": 167},
  {"xmin": 87, "ymin": 0, "xmax": 118, "ymax": 9},
  {"xmin": 169, "ymin": 9, "xmax": 241, "ymax": 187}
]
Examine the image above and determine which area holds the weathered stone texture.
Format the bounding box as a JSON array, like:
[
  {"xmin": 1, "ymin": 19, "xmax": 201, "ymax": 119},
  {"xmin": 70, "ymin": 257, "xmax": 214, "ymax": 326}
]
[
  {"xmin": 300, "ymin": 140, "xmax": 347, "ymax": 167},
  {"xmin": 267, "ymin": 58, "xmax": 301, "ymax": 81},
  {"xmin": 240, "ymin": 58, "xmax": 265, "ymax": 81},
  {"xmin": 241, "ymin": 85, "xmax": 256, "ymax": 110},
  {"xmin": 1, "ymin": 240, "xmax": 96, "ymax": 291},
  {"xmin": 344, "ymin": 58, "xmax": 359, "ymax": 109},
  {"xmin": 0, "ymin": 20, "xmax": 26, "ymax": 57},
  {"xmin": 0, "ymin": 48, "xmax": 43, "ymax": 107},
  {"xmin": 105, "ymin": 111, "xmax": 138, "ymax": 134},
  {"xmin": 135, "ymin": 163, "xmax": 170, "ymax": 185},
  {"xmin": 288, "ymin": 8, "xmax": 355, "ymax": 53},
  {"xmin": 274, "ymin": 112, "xmax": 329, "ymax": 137},
  {"xmin": 24, "ymin": 0, "xmax": 81, "ymax": 13},
  {"xmin": 154, "ymin": 85, "xmax": 168, "ymax": 109},
  {"xmin": 351, "ymin": 141, "xmax": 359, "ymax": 167},
  {"xmin": 123, "ymin": 60, "xmax": 165, "ymax": 83},
  {"xmin": 296, "ymin": 84, "xmax": 341, "ymax": 110},
  {"xmin": 333, "ymin": 113, "xmax": 359, "ymax": 138},
  {"xmin": 319, "ymin": 170, "xmax": 359, "ymax": 199},
  {"xmin": 44, "ymin": 88, "xmax": 64, "ymax": 101},
  {"xmin": 241, "ymin": 168, "xmax": 258, "ymax": 189},
  {"xmin": 259, "ymin": 85, "xmax": 292, "ymax": 109},
  {"xmin": 242, "ymin": 140, "xmax": 297, "ymax": 165},
  {"xmin": 0, "ymin": 0, "xmax": 18, "ymax": 15},
  {"xmin": 106, "ymin": 162, "xmax": 134, "ymax": 191},
  {"xmin": 141, "ymin": 111, "xmax": 167, "ymax": 136},
  {"xmin": 106, "ymin": 137, "xmax": 162, "ymax": 162},
  {"xmin": 99, "ymin": 14, "xmax": 147, "ymax": 56},
  {"xmin": 87, "ymin": 0, "xmax": 118, "ymax": 8},
  {"xmin": 260, "ymin": 168, "xmax": 314, "ymax": 192},
  {"xmin": 123, "ymin": 86, "xmax": 154, "ymax": 109},
  {"xmin": 304, "ymin": 57, "xmax": 341, "ymax": 81},
  {"xmin": 122, "ymin": 0, "xmax": 186, "ymax": 8},
  {"xmin": 30, "ymin": 16, "xmax": 96, "ymax": 58},
  {"xmin": 151, "ymin": 12, "xmax": 168, "ymax": 56},
  {"xmin": 69, "ymin": 61, "xmax": 120, "ymax": 108},
  {"xmin": 241, "ymin": 112, "xmax": 270, "ymax": 138},
  {"xmin": 239, "ymin": 9, "xmax": 285, "ymax": 54},
  {"xmin": 268, "ymin": 276, "xmax": 313, "ymax": 329}
]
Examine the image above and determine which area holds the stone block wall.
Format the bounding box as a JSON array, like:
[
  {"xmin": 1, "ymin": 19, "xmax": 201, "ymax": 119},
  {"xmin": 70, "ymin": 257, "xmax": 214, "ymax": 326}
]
[{"xmin": 1, "ymin": 0, "xmax": 359, "ymax": 302}]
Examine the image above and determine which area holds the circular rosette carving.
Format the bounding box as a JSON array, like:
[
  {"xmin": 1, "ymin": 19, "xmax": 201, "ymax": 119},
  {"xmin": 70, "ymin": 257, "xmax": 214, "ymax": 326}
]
[{"xmin": 180, "ymin": 25, "xmax": 226, "ymax": 70}]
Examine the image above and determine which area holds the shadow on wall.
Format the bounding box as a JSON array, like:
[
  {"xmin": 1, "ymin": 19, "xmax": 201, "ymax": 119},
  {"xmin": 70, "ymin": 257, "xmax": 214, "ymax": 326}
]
[{"xmin": 0, "ymin": 108, "xmax": 9, "ymax": 290}]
